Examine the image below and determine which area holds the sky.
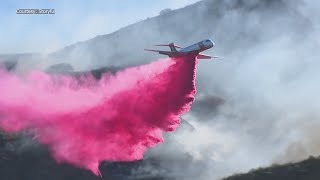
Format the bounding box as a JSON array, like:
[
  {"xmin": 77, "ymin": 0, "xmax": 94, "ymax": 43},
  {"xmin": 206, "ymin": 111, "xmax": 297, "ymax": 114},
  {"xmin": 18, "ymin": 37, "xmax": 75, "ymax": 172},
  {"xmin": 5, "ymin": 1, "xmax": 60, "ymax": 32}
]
[{"xmin": 0, "ymin": 0, "xmax": 200, "ymax": 54}]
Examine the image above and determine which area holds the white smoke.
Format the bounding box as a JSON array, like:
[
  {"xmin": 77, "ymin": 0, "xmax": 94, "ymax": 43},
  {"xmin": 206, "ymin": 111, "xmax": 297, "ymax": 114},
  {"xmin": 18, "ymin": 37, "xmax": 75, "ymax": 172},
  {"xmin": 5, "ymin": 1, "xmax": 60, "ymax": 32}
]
[{"xmin": 135, "ymin": 0, "xmax": 320, "ymax": 180}]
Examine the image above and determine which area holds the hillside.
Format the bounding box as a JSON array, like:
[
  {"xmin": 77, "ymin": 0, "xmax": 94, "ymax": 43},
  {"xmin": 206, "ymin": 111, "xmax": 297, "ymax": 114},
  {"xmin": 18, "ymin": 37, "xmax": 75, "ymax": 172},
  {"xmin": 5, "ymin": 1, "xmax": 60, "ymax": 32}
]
[
  {"xmin": 47, "ymin": 0, "xmax": 311, "ymax": 70},
  {"xmin": 2, "ymin": 138, "xmax": 320, "ymax": 180},
  {"xmin": 224, "ymin": 157, "xmax": 320, "ymax": 180}
]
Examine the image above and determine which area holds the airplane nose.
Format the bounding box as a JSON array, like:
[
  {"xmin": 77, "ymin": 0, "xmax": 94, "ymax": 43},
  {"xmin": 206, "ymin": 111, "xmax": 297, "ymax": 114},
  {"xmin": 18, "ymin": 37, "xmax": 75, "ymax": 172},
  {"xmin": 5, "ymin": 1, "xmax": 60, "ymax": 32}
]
[
  {"xmin": 208, "ymin": 41, "xmax": 215, "ymax": 48},
  {"xmin": 204, "ymin": 39, "xmax": 214, "ymax": 48}
]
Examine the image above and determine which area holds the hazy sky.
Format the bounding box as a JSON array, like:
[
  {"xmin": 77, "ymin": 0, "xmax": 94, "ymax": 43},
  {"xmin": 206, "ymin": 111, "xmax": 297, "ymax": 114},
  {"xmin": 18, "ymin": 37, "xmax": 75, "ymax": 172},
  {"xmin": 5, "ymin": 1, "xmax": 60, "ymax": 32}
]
[{"xmin": 0, "ymin": 0, "xmax": 200, "ymax": 54}]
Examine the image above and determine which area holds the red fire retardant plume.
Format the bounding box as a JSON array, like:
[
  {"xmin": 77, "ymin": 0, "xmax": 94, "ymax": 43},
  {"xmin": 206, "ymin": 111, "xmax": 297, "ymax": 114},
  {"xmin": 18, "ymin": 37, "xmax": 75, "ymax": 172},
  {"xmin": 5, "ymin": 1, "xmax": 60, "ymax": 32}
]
[{"xmin": 0, "ymin": 56, "xmax": 198, "ymax": 175}]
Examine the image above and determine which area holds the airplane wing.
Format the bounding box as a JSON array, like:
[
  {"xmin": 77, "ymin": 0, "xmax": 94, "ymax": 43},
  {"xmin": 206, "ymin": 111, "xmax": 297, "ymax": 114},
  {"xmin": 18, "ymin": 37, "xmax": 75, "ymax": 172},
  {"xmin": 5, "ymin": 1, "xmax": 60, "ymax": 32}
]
[
  {"xmin": 197, "ymin": 53, "xmax": 212, "ymax": 59},
  {"xmin": 197, "ymin": 53, "xmax": 219, "ymax": 59}
]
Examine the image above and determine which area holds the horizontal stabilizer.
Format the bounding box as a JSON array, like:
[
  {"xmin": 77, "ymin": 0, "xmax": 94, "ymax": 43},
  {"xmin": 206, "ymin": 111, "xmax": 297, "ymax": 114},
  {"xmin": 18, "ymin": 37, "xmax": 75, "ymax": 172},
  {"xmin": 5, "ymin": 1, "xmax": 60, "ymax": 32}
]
[
  {"xmin": 154, "ymin": 43, "xmax": 182, "ymax": 48},
  {"xmin": 144, "ymin": 49, "xmax": 161, "ymax": 52},
  {"xmin": 144, "ymin": 49, "xmax": 176, "ymax": 57}
]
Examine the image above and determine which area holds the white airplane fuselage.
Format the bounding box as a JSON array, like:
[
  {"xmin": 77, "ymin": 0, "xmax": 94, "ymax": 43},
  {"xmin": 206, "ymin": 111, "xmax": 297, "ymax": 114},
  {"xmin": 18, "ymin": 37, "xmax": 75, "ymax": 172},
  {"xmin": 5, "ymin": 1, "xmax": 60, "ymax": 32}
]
[
  {"xmin": 145, "ymin": 39, "xmax": 217, "ymax": 59},
  {"xmin": 179, "ymin": 39, "xmax": 214, "ymax": 54}
]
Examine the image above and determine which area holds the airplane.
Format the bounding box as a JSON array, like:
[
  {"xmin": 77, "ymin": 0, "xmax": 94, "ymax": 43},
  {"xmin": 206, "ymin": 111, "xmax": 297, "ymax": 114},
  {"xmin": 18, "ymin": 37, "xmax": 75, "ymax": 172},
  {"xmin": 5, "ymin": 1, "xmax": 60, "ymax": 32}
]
[{"xmin": 144, "ymin": 39, "xmax": 219, "ymax": 59}]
